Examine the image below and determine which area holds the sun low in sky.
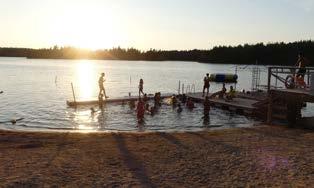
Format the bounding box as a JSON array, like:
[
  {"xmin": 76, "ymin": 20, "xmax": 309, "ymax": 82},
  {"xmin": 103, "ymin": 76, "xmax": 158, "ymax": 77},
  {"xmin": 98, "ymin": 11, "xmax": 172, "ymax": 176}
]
[{"xmin": 0, "ymin": 0, "xmax": 313, "ymax": 50}]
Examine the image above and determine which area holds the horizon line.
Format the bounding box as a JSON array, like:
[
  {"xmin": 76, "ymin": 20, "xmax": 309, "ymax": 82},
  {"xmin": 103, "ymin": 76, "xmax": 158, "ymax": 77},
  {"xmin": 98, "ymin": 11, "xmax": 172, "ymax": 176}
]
[{"xmin": 1, "ymin": 39, "xmax": 313, "ymax": 52}]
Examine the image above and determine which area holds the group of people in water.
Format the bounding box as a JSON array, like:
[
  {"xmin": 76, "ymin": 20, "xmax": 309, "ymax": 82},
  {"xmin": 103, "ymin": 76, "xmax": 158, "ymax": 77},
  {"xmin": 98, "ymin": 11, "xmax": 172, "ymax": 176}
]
[
  {"xmin": 96, "ymin": 71, "xmax": 239, "ymax": 123},
  {"xmin": 95, "ymin": 53, "xmax": 310, "ymax": 123}
]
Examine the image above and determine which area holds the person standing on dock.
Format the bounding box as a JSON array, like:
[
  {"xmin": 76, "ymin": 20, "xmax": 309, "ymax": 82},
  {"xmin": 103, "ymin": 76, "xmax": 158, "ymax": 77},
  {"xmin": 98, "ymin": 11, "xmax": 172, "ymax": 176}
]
[
  {"xmin": 296, "ymin": 53, "xmax": 310, "ymax": 78},
  {"xmin": 139, "ymin": 78, "xmax": 144, "ymax": 97},
  {"xmin": 202, "ymin": 73, "xmax": 210, "ymax": 97},
  {"xmin": 98, "ymin": 73, "xmax": 109, "ymax": 99}
]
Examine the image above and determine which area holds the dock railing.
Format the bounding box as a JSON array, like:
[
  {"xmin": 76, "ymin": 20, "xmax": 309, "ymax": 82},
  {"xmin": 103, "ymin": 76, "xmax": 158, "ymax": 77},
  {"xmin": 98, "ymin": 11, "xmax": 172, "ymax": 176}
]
[
  {"xmin": 178, "ymin": 80, "xmax": 196, "ymax": 94},
  {"xmin": 267, "ymin": 66, "xmax": 314, "ymax": 94}
]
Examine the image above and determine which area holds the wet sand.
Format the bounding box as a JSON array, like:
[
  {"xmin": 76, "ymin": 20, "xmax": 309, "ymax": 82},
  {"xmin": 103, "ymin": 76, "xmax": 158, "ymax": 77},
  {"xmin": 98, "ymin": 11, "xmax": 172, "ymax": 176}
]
[{"xmin": 0, "ymin": 125, "xmax": 313, "ymax": 187}]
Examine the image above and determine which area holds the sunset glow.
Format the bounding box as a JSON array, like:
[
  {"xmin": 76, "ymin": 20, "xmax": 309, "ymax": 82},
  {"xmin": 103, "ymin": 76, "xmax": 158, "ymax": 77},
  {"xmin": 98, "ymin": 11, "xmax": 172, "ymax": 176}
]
[
  {"xmin": 50, "ymin": 6, "xmax": 124, "ymax": 49},
  {"xmin": 0, "ymin": 0, "xmax": 313, "ymax": 50}
]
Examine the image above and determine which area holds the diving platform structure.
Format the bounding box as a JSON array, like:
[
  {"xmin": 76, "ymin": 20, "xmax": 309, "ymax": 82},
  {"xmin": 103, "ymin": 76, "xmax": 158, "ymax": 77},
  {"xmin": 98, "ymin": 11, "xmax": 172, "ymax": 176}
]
[
  {"xmin": 66, "ymin": 66, "xmax": 314, "ymax": 127},
  {"xmin": 266, "ymin": 66, "xmax": 314, "ymax": 125}
]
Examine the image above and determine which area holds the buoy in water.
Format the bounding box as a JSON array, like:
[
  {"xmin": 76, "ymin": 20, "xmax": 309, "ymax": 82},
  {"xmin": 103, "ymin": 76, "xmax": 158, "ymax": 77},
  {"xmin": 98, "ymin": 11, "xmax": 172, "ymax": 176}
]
[{"xmin": 209, "ymin": 73, "xmax": 238, "ymax": 83}]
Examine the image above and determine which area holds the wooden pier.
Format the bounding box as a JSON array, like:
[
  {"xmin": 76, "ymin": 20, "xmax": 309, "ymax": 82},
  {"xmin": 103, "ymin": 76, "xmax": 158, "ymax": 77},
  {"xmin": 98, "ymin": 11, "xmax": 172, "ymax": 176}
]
[
  {"xmin": 66, "ymin": 65, "xmax": 313, "ymax": 127},
  {"xmin": 186, "ymin": 92, "xmax": 261, "ymax": 116},
  {"xmin": 67, "ymin": 94, "xmax": 173, "ymax": 108},
  {"xmin": 267, "ymin": 88, "xmax": 314, "ymax": 124},
  {"xmin": 266, "ymin": 66, "xmax": 314, "ymax": 126}
]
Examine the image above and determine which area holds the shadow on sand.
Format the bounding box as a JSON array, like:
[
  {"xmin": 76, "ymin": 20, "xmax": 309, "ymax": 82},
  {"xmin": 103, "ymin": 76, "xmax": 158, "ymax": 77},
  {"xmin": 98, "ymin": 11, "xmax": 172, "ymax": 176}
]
[
  {"xmin": 157, "ymin": 132, "xmax": 188, "ymax": 149},
  {"xmin": 112, "ymin": 134, "xmax": 156, "ymax": 187},
  {"xmin": 187, "ymin": 132, "xmax": 240, "ymax": 155}
]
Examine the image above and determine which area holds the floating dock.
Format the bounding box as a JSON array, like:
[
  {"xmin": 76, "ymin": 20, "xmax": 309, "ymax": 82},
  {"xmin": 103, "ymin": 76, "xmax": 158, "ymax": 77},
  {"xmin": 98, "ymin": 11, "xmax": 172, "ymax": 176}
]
[
  {"xmin": 67, "ymin": 94, "xmax": 173, "ymax": 108},
  {"xmin": 186, "ymin": 92, "xmax": 262, "ymax": 116},
  {"xmin": 66, "ymin": 66, "xmax": 314, "ymax": 126},
  {"xmin": 267, "ymin": 88, "xmax": 314, "ymax": 124}
]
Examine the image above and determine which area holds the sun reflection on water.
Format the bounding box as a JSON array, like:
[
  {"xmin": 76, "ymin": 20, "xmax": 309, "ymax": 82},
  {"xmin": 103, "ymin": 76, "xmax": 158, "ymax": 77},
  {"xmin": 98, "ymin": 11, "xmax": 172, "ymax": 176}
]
[{"xmin": 76, "ymin": 61, "xmax": 96, "ymax": 100}]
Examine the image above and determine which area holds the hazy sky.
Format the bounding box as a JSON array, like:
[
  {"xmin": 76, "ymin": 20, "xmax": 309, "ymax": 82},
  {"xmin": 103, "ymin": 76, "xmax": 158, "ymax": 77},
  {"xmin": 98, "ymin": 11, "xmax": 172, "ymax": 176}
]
[{"xmin": 0, "ymin": 0, "xmax": 313, "ymax": 50}]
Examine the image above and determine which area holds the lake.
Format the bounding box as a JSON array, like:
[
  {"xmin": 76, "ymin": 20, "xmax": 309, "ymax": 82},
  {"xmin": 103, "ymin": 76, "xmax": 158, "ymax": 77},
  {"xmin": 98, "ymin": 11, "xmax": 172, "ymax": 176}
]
[{"xmin": 0, "ymin": 57, "xmax": 312, "ymax": 132}]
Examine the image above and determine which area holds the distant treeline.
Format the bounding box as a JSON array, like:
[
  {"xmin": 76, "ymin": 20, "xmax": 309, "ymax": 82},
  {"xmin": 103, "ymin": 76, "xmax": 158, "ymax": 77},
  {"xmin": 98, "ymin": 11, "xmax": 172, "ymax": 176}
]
[{"xmin": 0, "ymin": 40, "xmax": 313, "ymax": 65}]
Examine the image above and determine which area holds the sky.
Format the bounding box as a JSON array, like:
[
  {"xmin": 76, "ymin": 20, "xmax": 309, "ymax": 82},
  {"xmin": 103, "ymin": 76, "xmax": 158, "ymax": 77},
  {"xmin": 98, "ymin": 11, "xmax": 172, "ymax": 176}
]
[{"xmin": 0, "ymin": 0, "xmax": 313, "ymax": 50}]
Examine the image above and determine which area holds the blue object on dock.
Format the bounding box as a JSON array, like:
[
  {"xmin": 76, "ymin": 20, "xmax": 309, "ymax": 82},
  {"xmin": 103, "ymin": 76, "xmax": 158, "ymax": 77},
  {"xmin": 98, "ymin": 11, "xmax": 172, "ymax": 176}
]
[{"xmin": 209, "ymin": 73, "xmax": 238, "ymax": 83}]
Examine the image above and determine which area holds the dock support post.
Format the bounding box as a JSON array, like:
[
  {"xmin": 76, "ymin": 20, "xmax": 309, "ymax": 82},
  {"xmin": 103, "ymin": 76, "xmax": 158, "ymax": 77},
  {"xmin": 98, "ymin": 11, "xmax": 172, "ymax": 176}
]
[
  {"xmin": 182, "ymin": 84, "xmax": 185, "ymax": 94},
  {"xmin": 307, "ymin": 69, "xmax": 310, "ymax": 86},
  {"xmin": 178, "ymin": 81, "xmax": 181, "ymax": 95},
  {"xmin": 267, "ymin": 67, "xmax": 272, "ymax": 94},
  {"xmin": 71, "ymin": 82, "xmax": 77, "ymax": 106},
  {"xmin": 267, "ymin": 91, "xmax": 273, "ymax": 124}
]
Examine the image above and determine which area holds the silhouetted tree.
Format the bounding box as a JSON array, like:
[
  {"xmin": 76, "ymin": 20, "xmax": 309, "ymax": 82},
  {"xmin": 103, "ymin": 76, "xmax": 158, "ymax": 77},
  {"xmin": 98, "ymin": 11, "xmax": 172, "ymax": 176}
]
[{"xmin": 0, "ymin": 40, "xmax": 313, "ymax": 65}]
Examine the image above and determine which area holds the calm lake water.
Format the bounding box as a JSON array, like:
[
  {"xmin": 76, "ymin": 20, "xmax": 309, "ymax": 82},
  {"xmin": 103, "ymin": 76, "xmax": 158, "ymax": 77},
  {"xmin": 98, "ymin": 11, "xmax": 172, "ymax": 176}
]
[{"xmin": 0, "ymin": 57, "xmax": 312, "ymax": 132}]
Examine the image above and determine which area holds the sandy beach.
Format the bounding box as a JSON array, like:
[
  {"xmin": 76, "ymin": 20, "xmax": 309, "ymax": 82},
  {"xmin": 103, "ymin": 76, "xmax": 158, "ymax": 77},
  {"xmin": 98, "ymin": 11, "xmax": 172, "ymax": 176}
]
[{"xmin": 0, "ymin": 125, "xmax": 313, "ymax": 187}]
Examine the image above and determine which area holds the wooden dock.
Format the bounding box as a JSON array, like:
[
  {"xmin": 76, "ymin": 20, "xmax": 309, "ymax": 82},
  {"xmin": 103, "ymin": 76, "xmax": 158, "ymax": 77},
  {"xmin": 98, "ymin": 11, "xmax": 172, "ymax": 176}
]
[
  {"xmin": 67, "ymin": 94, "xmax": 173, "ymax": 108},
  {"xmin": 186, "ymin": 92, "xmax": 260, "ymax": 115},
  {"xmin": 267, "ymin": 88, "xmax": 314, "ymax": 124}
]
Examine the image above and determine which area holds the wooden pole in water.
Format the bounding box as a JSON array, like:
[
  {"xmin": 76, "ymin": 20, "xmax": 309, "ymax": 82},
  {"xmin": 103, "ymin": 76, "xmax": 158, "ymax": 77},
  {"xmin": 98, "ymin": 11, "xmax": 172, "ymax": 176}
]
[
  {"xmin": 267, "ymin": 91, "xmax": 273, "ymax": 124},
  {"xmin": 267, "ymin": 67, "xmax": 272, "ymax": 94},
  {"xmin": 71, "ymin": 82, "xmax": 77, "ymax": 105},
  {"xmin": 307, "ymin": 69, "xmax": 310, "ymax": 86},
  {"xmin": 178, "ymin": 80, "xmax": 181, "ymax": 95}
]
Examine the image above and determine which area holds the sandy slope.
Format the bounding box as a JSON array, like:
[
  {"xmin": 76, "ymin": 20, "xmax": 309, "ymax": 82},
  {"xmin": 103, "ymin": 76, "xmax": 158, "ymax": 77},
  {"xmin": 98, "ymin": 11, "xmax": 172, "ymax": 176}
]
[{"xmin": 0, "ymin": 125, "xmax": 313, "ymax": 187}]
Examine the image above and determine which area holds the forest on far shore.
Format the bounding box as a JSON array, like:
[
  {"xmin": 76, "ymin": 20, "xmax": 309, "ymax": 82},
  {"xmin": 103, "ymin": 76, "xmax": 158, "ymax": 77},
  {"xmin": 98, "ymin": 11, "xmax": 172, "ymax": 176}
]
[{"xmin": 0, "ymin": 40, "xmax": 313, "ymax": 65}]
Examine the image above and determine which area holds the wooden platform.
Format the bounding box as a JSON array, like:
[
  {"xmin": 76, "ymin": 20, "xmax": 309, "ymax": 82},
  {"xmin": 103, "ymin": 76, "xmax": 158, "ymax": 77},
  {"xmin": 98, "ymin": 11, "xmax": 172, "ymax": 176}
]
[
  {"xmin": 186, "ymin": 92, "xmax": 258, "ymax": 115},
  {"xmin": 67, "ymin": 94, "xmax": 173, "ymax": 108},
  {"xmin": 267, "ymin": 88, "xmax": 314, "ymax": 124},
  {"xmin": 272, "ymin": 89, "xmax": 314, "ymax": 102}
]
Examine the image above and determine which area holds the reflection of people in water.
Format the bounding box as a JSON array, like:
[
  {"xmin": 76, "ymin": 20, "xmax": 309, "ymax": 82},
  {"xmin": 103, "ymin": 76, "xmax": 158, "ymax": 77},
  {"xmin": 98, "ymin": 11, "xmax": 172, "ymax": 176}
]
[
  {"xmin": 186, "ymin": 98, "xmax": 195, "ymax": 110},
  {"xmin": 204, "ymin": 96, "xmax": 210, "ymax": 118},
  {"xmin": 98, "ymin": 94, "xmax": 104, "ymax": 108},
  {"xmin": 90, "ymin": 107, "xmax": 97, "ymax": 116},
  {"xmin": 129, "ymin": 100, "xmax": 136, "ymax": 109},
  {"xmin": 177, "ymin": 103, "xmax": 183, "ymax": 113},
  {"xmin": 145, "ymin": 103, "xmax": 150, "ymax": 112},
  {"xmin": 180, "ymin": 94, "xmax": 187, "ymax": 103},
  {"xmin": 170, "ymin": 94, "xmax": 178, "ymax": 106},
  {"xmin": 154, "ymin": 92, "xmax": 161, "ymax": 107},
  {"xmin": 150, "ymin": 106, "xmax": 156, "ymax": 116},
  {"xmin": 137, "ymin": 98, "xmax": 145, "ymax": 122}
]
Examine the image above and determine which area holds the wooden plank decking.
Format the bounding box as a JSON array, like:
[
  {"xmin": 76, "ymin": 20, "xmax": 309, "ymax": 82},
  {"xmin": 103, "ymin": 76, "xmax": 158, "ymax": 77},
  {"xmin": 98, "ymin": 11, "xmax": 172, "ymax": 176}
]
[
  {"xmin": 67, "ymin": 94, "xmax": 174, "ymax": 107},
  {"xmin": 186, "ymin": 92, "xmax": 259, "ymax": 114},
  {"xmin": 272, "ymin": 89, "xmax": 314, "ymax": 102}
]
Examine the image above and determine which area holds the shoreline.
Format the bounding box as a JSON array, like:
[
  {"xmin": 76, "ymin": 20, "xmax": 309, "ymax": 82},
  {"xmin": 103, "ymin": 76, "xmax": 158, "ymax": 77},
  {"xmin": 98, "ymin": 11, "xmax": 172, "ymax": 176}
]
[
  {"xmin": 0, "ymin": 56, "xmax": 289, "ymax": 65},
  {"xmin": 1, "ymin": 125, "xmax": 313, "ymax": 187}
]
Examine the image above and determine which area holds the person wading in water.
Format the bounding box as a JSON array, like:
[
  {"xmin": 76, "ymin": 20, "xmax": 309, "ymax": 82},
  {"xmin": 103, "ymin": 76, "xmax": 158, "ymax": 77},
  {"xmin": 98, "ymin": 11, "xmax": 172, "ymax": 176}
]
[
  {"xmin": 98, "ymin": 73, "xmax": 109, "ymax": 99},
  {"xmin": 202, "ymin": 73, "xmax": 210, "ymax": 97}
]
